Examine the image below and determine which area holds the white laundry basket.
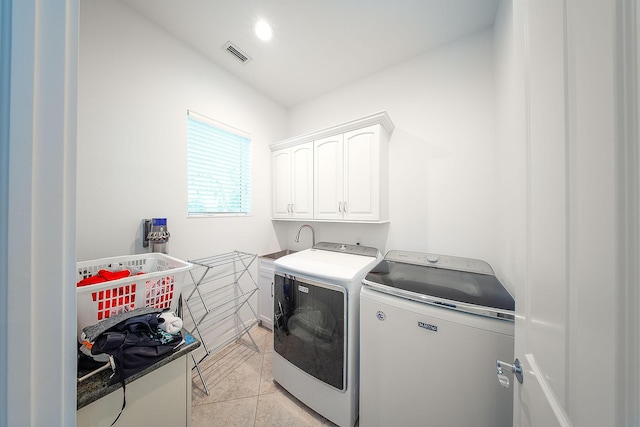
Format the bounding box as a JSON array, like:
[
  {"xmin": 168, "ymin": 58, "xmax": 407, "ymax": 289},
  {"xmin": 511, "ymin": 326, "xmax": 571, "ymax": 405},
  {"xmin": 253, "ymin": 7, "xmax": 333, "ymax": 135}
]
[{"xmin": 76, "ymin": 253, "xmax": 192, "ymax": 341}]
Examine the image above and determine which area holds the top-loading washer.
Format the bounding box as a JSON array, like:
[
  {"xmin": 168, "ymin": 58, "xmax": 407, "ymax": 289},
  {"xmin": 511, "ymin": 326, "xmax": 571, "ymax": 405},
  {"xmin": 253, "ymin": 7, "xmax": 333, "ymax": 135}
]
[
  {"xmin": 359, "ymin": 250, "xmax": 515, "ymax": 427},
  {"xmin": 273, "ymin": 242, "xmax": 381, "ymax": 427}
]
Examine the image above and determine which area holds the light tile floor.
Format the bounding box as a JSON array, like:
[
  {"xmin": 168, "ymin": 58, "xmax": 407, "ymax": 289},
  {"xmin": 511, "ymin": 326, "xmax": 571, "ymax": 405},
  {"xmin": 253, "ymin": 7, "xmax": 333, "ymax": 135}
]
[{"xmin": 191, "ymin": 325, "xmax": 339, "ymax": 427}]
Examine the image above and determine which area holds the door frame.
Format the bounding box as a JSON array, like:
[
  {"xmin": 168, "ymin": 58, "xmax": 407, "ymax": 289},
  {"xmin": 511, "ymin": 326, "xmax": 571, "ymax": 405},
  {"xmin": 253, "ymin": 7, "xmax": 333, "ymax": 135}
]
[
  {"xmin": 513, "ymin": 0, "xmax": 640, "ymax": 425},
  {"xmin": 0, "ymin": 0, "xmax": 78, "ymax": 425},
  {"xmin": 615, "ymin": 0, "xmax": 640, "ymax": 423}
]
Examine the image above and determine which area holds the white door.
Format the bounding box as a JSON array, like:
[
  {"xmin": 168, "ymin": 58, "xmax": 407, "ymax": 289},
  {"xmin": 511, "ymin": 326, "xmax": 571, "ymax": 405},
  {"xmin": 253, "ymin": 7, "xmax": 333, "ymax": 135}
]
[
  {"xmin": 290, "ymin": 142, "xmax": 314, "ymax": 219},
  {"xmin": 511, "ymin": 1, "xmax": 637, "ymax": 426},
  {"xmin": 272, "ymin": 149, "xmax": 292, "ymax": 218},
  {"xmin": 272, "ymin": 144, "xmax": 313, "ymax": 219},
  {"xmin": 513, "ymin": 1, "xmax": 568, "ymax": 425},
  {"xmin": 314, "ymin": 135, "xmax": 344, "ymax": 220},
  {"xmin": 257, "ymin": 259, "xmax": 275, "ymax": 330},
  {"xmin": 343, "ymin": 125, "xmax": 380, "ymax": 221}
]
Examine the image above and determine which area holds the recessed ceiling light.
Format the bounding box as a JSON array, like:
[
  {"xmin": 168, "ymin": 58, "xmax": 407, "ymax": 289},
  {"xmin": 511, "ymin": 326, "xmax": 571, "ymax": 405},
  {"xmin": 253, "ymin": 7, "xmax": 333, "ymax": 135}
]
[{"xmin": 254, "ymin": 20, "xmax": 273, "ymax": 41}]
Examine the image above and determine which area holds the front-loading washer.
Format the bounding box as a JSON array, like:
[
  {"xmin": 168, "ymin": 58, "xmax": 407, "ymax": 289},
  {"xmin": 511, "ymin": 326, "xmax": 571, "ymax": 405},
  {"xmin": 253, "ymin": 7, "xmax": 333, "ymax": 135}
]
[
  {"xmin": 273, "ymin": 242, "xmax": 381, "ymax": 427},
  {"xmin": 360, "ymin": 250, "xmax": 515, "ymax": 427}
]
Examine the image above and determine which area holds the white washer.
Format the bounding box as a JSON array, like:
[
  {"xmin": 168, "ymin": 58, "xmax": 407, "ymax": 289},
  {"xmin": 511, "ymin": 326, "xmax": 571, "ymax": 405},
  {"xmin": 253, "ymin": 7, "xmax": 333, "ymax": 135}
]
[
  {"xmin": 360, "ymin": 250, "xmax": 515, "ymax": 427},
  {"xmin": 273, "ymin": 242, "xmax": 381, "ymax": 427}
]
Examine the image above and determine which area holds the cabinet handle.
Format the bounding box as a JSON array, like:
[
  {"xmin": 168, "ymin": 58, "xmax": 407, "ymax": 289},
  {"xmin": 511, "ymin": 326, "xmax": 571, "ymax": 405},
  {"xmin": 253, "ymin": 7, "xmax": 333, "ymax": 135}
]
[
  {"xmin": 338, "ymin": 202, "xmax": 343, "ymax": 213},
  {"xmin": 271, "ymin": 282, "xmax": 274, "ymax": 297},
  {"xmin": 287, "ymin": 203, "xmax": 292, "ymax": 213},
  {"xmin": 344, "ymin": 201, "xmax": 348, "ymax": 213},
  {"xmin": 291, "ymin": 203, "xmax": 295, "ymax": 213}
]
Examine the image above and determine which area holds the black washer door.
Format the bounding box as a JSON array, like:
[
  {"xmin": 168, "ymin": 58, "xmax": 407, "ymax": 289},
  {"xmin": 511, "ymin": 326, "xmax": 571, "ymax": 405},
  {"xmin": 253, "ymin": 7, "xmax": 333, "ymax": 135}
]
[{"xmin": 273, "ymin": 273, "xmax": 346, "ymax": 390}]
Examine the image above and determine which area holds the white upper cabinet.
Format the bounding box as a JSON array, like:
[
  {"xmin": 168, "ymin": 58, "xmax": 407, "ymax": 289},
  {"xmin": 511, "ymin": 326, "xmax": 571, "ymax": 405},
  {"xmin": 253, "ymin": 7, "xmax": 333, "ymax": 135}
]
[
  {"xmin": 272, "ymin": 142, "xmax": 313, "ymax": 219},
  {"xmin": 271, "ymin": 111, "xmax": 393, "ymax": 223},
  {"xmin": 315, "ymin": 125, "xmax": 387, "ymax": 221}
]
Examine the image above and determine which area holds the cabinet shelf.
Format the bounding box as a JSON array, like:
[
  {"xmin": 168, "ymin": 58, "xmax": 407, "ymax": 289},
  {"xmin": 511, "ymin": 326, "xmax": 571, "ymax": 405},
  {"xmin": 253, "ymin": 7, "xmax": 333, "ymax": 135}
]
[{"xmin": 182, "ymin": 250, "xmax": 259, "ymax": 395}]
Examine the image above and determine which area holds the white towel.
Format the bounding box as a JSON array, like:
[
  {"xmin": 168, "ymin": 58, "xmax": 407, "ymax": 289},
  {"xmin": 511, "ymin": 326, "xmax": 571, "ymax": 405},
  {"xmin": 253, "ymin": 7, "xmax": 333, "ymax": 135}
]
[{"xmin": 159, "ymin": 312, "xmax": 183, "ymax": 334}]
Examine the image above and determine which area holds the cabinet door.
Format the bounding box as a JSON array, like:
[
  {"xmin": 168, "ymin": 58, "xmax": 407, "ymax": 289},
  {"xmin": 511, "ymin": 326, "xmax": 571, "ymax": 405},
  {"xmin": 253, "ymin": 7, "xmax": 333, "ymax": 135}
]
[
  {"xmin": 258, "ymin": 261, "xmax": 274, "ymax": 330},
  {"xmin": 314, "ymin": 135, "xmax": 344, "ymax": 220},
  {"xmin": 272, "ymin": 149, "xmax": 292, "ymax": 218},
  {"xmin": 343, "ymin": 125, "xmax": 380, "ymax": 221},
  {"xmin": 290, "ymin": 143, "xmax": 314, "ymax": 219},
  {"xmin": 77, "ymin": 356, "xmax": 190, "ymax": 426}
]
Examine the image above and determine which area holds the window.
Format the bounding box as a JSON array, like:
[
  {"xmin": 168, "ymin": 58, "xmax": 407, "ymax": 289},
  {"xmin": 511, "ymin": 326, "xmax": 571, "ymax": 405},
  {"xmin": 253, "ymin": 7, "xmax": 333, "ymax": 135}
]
[{"xmin": 187, "ymin": 111, "xmax": 251, "ymax": 216}]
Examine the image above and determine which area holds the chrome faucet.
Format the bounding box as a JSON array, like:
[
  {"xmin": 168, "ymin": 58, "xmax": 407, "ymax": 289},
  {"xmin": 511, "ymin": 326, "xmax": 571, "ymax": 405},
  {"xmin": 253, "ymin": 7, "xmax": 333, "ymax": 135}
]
[{"xmin": 295, "ymin": 224, "xmax": 316, "ymax": 246}]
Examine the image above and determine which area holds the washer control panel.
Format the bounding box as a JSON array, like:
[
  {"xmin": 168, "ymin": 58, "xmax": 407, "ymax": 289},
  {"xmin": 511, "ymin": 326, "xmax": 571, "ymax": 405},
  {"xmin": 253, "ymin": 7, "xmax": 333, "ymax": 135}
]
[
  {"xmin": 313, "ymin": 242, "xmax": 379, "ymax": 258},
  {"xmin": 384, "ymin": 250, "xmax": 494, "ymax": 275}
]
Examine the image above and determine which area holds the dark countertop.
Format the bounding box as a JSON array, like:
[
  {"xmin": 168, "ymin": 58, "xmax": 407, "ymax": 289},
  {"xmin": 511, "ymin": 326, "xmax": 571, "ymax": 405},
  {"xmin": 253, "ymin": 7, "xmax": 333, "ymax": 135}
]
[
  {"xmin": 260, "ymin": 249, "xmax": 297, "ymax": 260},
  {"xmin": 76, "ymin": 331, "xmax": 200, "ymax": 410}
]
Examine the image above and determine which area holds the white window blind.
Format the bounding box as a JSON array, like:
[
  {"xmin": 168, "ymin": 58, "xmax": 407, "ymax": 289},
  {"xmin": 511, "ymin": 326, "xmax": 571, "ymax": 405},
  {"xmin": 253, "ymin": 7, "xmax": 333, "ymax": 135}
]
[{"xmin": 187, "ymin": 111, "xmax": 251, "ymax": 216}]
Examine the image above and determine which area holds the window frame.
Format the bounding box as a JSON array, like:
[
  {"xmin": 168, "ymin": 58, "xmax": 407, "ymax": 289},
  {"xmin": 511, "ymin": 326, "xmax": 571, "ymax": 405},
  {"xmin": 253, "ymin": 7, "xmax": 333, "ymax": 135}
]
[{"xmin": 186, "ymin": 110, "xmax": 252, "ymax": 217}]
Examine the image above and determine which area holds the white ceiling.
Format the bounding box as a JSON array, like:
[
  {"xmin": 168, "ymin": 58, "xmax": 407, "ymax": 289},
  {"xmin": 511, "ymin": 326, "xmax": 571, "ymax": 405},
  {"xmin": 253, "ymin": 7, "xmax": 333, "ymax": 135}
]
[{"xmin": 119, "ymin": 0, "xmax": 499, "ymax": 108}]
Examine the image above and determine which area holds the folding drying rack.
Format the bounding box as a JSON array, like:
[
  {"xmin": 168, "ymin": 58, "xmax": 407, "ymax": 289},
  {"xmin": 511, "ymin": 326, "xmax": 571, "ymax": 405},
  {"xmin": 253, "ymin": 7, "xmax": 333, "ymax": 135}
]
[{"xmin": 182, "ymin": 251, "xmax": 259, "ymax": 394}]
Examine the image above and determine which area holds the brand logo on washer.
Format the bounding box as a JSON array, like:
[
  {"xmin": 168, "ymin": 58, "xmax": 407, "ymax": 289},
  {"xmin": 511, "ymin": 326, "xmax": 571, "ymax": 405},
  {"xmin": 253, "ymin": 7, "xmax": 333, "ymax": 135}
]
[
  {"xmin": 298, "ymin": 285, "xmax": 309, "ymax": 294},
  {"xmin": 376, "ymin": 311, "xmax": 386, "ymax": 321},
  {"xmin": 418, "ymin": 321, "xmax": 438, "ymax": 332}
]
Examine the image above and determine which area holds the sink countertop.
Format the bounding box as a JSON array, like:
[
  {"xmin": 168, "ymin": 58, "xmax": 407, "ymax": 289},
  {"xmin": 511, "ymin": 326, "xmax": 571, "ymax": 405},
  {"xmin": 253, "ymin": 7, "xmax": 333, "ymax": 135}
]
[{"xmin": 260, "ymin": 249, "xmax": 297, "ymax": 260}]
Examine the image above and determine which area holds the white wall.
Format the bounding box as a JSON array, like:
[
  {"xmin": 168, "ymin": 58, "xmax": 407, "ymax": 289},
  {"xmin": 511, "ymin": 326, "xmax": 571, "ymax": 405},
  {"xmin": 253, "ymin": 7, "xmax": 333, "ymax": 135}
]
[
  {"xmin": 78, "ymin": 1, "xmax": 501, "ymax": 368},
  {"xmin": 78, "ymin": 0, "xmax": 287, "ymax": 263},
  {"xmin": 285, "ymin": 29, "xmax": 499, "ymax": 266},
  {"xmin": 79, "ymin": 2, "xmax": 499, "ymax": 270},
  {"xmin": 78, "ymin": 0, "xmax": 288, "ymax": 354}
]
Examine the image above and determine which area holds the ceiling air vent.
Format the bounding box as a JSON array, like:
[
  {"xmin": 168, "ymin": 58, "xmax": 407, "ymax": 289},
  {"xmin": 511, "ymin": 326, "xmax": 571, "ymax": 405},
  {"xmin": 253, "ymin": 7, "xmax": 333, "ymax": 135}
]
[{"xmin": 222, "ymin": 41, "xmax": 252, "ymax": 64}]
